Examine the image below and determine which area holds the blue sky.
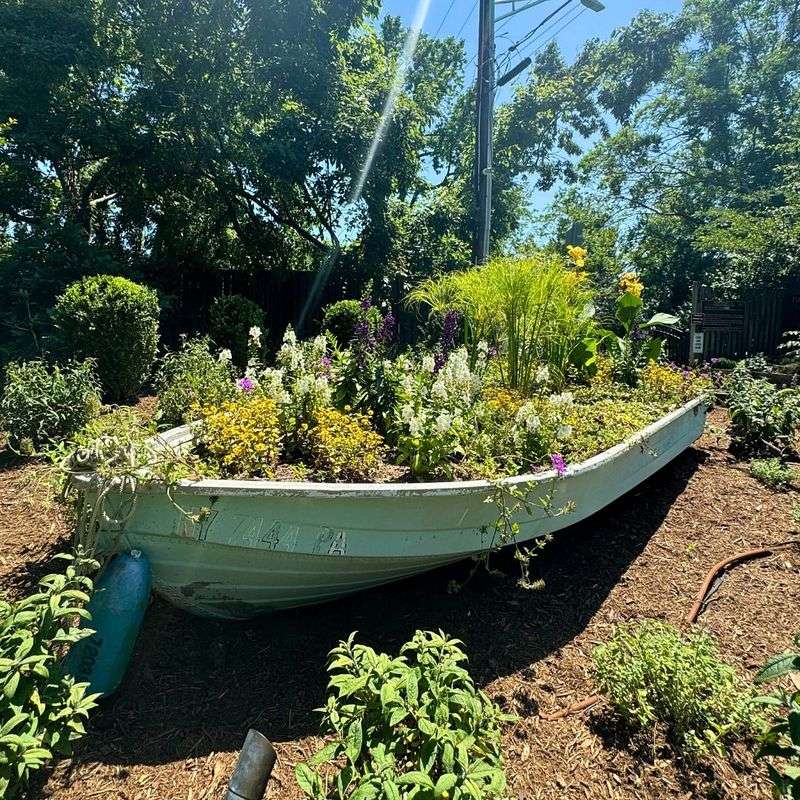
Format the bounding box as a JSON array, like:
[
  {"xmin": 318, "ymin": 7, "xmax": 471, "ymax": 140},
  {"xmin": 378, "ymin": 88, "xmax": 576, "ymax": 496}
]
[{"xmin": 380, "ymin": 0, "xmax": 684, "ymax": 213}]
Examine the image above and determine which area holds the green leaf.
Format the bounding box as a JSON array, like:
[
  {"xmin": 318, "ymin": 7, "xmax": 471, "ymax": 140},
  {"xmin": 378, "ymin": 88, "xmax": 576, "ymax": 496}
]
[
  {"xmin": 294, "ymin": 762, "xmax": 321, "ymax": 798},
  {"xmin": 641, "ymin": 312, "xmax": 680, "ymax": 329},
  {"xmin": 616, "ymin": 291, "xmax": 642, "ymax": 332},
  {"xmin": 398, "ymin": 771, "xmax": 435, "ymax": 789},
  {"xmin": 434, "ymin": 773, "xmax": 459, "ymax": 795},
  {"xmin": 755, "ymin": 653, "xmax": 800, "ymax": 684},
  {"xmin": 345, "ymin": 719, "xmax": 363, "ymax": 763}
]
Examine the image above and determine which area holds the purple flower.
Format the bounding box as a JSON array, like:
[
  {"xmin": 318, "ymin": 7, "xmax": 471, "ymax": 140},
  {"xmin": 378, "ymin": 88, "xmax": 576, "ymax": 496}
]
[
  {"xmin": 441, "ymin": 310, "xmax": 460, "ymax": 352},
  {"xmin": 237, "ymin": 377, "xmax": 255, "ymax": 392},
  {"xmin": 488, "ymin": 345, "xmax": 498, "ymax": 359},
  {"xmin": 549, "ymin": 452, "xmax": 567, "ymax": 477},
  {"xmin": 377, "ymin": 311, "xmax": 396, "ymax": 345},
  {"xmin": 319, "ymin": 356, "xmax": 332, "ymax": 371},
  {"xmin": 434, "ymin": 351, "xmax": 447, "ymax": 372},
  {"xmin": 360, "ymin": 296, "xmax": 372, "ymax": 311}
]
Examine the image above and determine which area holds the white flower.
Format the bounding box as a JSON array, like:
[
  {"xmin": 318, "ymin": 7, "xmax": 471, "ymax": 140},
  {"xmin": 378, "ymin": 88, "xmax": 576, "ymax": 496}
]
[
  {"xmin": 435, "ymin": 411, "xmax": 452, "ymax": 435},
  {"xmin": 535, "ymin": 365, "xmax": 550, "ymax": 384},
  {"xmin": 422, "ymin": 354, "xmax": 436, "ymax": 373},
  {"xmin": 282, "ymin": 326, "xmax": 297, "ymax": 346},
  {"xmin": 549, "ymin": 391, "xmax": 574, "ymax": 408},
  {"xmin": 557, "ymin": 424, "xmax": 573, "ymax": 439},
  {"xmin": 401, "ymin": 403, "xmax": 416, "ymax": 423},
  {"xmin": 408, "ymin": 416, "xmax": 424, "ymax": 437},
  {"xmin": 311, "ymin": 335, "xmax": 328, "ymax": 358},
  {"xmin": 431, "ymin": 379, "xmax": 448, "ymax": 402},
  {"xmin": 217, "ymin": 348, "xmax": 232, "ymax": 364},
  {"xmin": 515, "ymin": 402, "xmax": 541, "ymax": 433},
  {"xmin": 249, "ymin": 326, "xmax": 262, "ymax": 345}
]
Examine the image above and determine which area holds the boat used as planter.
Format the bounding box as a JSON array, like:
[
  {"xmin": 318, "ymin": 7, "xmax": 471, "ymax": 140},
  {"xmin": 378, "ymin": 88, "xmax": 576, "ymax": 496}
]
[{"xmin": 71, "ymin": 398, "xmax": 707, "ymax": 619}]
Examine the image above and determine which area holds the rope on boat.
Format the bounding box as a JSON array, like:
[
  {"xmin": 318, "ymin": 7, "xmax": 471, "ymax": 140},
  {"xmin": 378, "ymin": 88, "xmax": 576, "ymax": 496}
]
[{"xmin": 538, "ymin": 539, "xmax": 800, "ymax": 722}]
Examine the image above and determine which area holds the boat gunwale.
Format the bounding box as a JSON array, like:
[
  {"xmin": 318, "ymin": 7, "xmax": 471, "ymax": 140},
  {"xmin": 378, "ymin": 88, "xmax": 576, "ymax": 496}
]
[{"xmin": 70, "ymin": 397, "xmax": 706, "ymax": 498}]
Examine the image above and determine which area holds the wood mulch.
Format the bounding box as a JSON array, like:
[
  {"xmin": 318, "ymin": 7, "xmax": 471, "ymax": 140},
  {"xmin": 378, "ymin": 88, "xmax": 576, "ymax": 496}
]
[{"xmin": 1, "ymin": 407, "xmax": 798, "ymax": 800}]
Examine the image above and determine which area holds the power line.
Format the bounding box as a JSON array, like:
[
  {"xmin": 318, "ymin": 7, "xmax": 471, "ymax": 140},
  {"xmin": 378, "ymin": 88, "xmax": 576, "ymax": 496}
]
[
  {"xmin": 517, "ymin": 5, "xmax": 587, "ymax": 59},
  {"xmin": 432, "ymin": 0, "xmax": 459, "ymax": 38},
  {"xmin": 454, "ymin": 0, "xmax": 479, "ymax": 39},
  {"xmin": 506, "ymin": 0, "xmax": 576, "ymax": 55}
]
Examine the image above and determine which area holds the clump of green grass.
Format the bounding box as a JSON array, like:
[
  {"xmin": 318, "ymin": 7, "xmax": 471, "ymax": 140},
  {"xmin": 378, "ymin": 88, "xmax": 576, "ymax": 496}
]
[{"xmin": 750, "ymin": 457, "xmax": 794, "ymax": 490}]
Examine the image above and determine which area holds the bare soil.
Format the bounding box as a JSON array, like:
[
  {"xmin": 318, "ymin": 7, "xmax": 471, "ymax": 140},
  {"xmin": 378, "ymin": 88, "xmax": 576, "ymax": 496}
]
[{"xmin": 1, "ymin": 408, "xmax": 798, "ymax": 800}]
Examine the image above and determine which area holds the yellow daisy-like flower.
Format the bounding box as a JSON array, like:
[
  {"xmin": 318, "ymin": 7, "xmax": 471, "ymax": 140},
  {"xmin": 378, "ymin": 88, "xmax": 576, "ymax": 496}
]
[
  {"xmin": 619, "ymin": 272, "xmax": 644, "ymax": 298},
  {"xmin": 566, "ymin": 245, "xmax": 588, "ymax": 268}
]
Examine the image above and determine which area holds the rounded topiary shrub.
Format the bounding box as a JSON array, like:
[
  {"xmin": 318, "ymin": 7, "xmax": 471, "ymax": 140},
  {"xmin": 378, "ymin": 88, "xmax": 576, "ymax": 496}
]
[
  {"xmin": 53, "ymin": 275, "xmax": 159, "ymax": 401},
  {"xmin": 209, "ymin": 294, "xmax": 264, "ymax": 369},
  {"xmin": 0, "ymin": 359, "xmax": 101, "ymax": 452},
  {"xmin": 321, "ymin": 299, "xmax": 381, "ymax": 346}
]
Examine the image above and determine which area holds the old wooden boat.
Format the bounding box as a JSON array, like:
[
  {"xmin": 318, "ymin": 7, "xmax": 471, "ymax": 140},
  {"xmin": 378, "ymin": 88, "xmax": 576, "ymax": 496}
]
[{"xmin": 71, "ymin": 398, "xmax": 707, "ymax": 618}]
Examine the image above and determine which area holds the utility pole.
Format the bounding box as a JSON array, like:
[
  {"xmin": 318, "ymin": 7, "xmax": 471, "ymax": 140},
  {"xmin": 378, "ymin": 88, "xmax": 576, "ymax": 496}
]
[
  {"xmin": 473, "ymin": 0, "xmax": 495, "ymax": 265},
  {"xmin": 471, "ymin": 0, "xmax": 605, "ymax": 266}
]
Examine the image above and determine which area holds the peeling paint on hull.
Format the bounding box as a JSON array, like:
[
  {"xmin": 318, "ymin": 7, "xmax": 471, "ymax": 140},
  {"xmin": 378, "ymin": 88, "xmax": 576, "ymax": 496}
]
[{"xmin": 72, "ymin": 399, "xmax": 707, "ymax": 618}]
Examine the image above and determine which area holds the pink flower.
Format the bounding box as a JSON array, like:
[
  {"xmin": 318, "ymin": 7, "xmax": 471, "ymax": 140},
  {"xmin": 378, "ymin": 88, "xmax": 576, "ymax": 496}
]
[
  {"xmin": 237, "ymin": 377, "xmax": 255, "ymax": 392},
  {"xmin": 549, "ymin": 452, "xmax": 567, "ymax": 477}
]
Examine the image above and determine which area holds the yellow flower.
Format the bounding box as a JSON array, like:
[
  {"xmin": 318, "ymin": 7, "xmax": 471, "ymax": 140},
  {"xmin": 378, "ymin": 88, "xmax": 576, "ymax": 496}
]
[
  {"xmin": 566, "ymin": 245, "xmax": 588, "ymax": 268},
  {"xmin": 618, "ymin": 272, "xmax": 644, "ymax": 298}
]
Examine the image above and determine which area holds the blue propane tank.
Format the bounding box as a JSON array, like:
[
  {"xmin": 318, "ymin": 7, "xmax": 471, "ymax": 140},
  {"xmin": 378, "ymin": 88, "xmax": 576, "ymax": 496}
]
[{"xmin": 63, "ymin": 550, "xmax": 151, "ymax": 698}]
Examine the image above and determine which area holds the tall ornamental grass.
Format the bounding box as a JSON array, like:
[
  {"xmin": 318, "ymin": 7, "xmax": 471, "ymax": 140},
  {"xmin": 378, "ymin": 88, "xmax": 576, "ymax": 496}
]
[{"xmin": 407, "ymin": 254, "xmax": 596, "ymax": 391}]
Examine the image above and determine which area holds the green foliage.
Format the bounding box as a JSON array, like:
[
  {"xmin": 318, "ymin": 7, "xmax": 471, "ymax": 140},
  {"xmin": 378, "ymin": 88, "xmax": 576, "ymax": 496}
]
[
  {"xmin": 408, "ymin": 254, "xmax": 597, "ymax": 391},
  {"xmin": 754, "ymin": 632, "xmax": 800, "ymax": 799},
  {"xmin": 724, "ymin": 363, "xmax": 800, "ymax": 456},
  {"xmin": 296, "ymin": 630, "xmax": 513, "ymax": 800},
  {"xmin": 0, "ymin": 550, "xmax": 100, "ymax": 799},
  {"xmin": 154, "ymin": 337, "xmax": 235, "ymax": 426},
  {"xmin": 322, "ymin": 300, "xmax": 378, "ymax": 347},
  {"xmin": 208, "ymin": 295, "xmax": 264, "ymax": 369},
  {"xmin": 597, "ymin": 279, "xmax": 679, "ymax": 387},
  {"xmin": 593, "ymin": 620, "xmax": 754, "ymax": 757},
  {"xmin": 304, "ymin": 407, "xmax": 386, "ymax": 481},
  {"xmin": 750, "ymin": 458, "xmax": 794, "ymax": 490},
  {"xmin": 0, "ymin": 359, "xmax": 100, "ymax": 452},
  {"xmin": 52, "ymin": 275, "xmax": 160, "ymax": 401}
]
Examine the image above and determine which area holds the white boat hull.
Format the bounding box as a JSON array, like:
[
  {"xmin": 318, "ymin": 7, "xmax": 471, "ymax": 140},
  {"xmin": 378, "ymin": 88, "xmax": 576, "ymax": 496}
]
[{"xmin": 76, "ymin": 399, "xmax": 707, "ymax": 618}]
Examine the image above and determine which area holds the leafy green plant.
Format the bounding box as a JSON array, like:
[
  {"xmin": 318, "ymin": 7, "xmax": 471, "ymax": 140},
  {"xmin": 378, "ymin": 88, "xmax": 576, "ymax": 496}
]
[
  {"xmin": 597, "ymin": 275, "xmax": 679, "ymax": 387},
  {"xmin": 322, "ymin": 299, "xmax": 382, "ymax": 347},
  {"xmin": 52, "ymin": 275, "xmax": 160, "ymax": 401},
  {"xmin": 197, "ymin": 394, "xmax": 283, "ymax": 478},
  {"xmin": 304, "ymin": 407, "xmax": 386, "ymax": 481},
  {"xmin": 0, "ymin": 359, "xmax": 101, "ymax": 453},
  {"xmin": 1, "ymin": 550, "xmax": 100, "ymax": 799},
  {"xmin": 593, "ymin": 620, "xmax": 754, "ymax": 757},
  {"xmin": 296, "ymin": 630, "xmax": 513, "ymax": 800},
  {"xmin": 408, "ymin": 253, "xmax": 597, "ymax": 391},
  {"xmin": 724, "ymin": 363, "xmax": 800, "ymax": 456},
  {"xmin": 754, "ymin": 632, "xmax": 800, "ymax": 799},
  {"xmin": 209, "ymin": 294, "xmax": 264, "ymax": 369},
  {"xmin": 750, "ymin": 458, "xmax": 794, "ymax": 490},
  {"xmin": 154, "ymin": 336, "xmax": 235, "ymax": 425}
]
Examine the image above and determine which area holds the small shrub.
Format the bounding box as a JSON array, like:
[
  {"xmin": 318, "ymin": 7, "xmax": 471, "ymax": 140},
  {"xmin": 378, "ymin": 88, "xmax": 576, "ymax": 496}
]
[
  {"xmin": 0, "ymin": 550, "xmax": 99, "ymax": 799},
  {"xmin": 593, "ymin": 620, "xmax": 753, "ymax": 756},
  {"xmin": 754, "ymin": 632, "xmax": 800, "ymax": 798},
  {"xmin": 321, "ymin": 299, "xmax": 362, "ymax": 346},
  {"xmin": 209, "ymin": 294, "xmax": 264, "ymax": 369},
  {"xmin": 197, "ymin": 394, "xmax": 282, "ymax": 478},
  {"xmin": 154, "ymin": 337, "xmax": 235, "ymax": 426},
  {"xmin": 296, "ymin": 630, "xmax": 513, "ymax": 800},
  {"xmin": 638, "ymin": 362, "xmax": 711, "ymax": 408},
  {"xmin": 304, "ymin": 407, "xmax": 385, "ymax": 481},
  {"xmin": 724, "ymin": 363, "xmax": 800, "ymax": 456},
  {"xmin": 750, "ymin": 457, "xmax": 794, "ymax": 490},
  {"xmin": 52, "ymin": 275, "xmax": 159, "ymax": 401},
  {"xmin": 0, "ymin": 359, "xmax": 100, "ymax": 452}
]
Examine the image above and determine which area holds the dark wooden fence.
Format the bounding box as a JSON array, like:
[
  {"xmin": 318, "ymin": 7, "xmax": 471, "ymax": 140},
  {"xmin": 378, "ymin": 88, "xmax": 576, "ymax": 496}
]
[
  {"xmin": 161, "ymin": 269, "xmax": 334, "ymax": 349},
  {"xmin": 665, "ymin": 282, "xmax": 800, "ymax": 363}
]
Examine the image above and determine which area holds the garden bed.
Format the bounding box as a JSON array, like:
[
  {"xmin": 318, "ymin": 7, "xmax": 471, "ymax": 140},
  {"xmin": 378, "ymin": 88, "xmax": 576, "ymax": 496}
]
[{"xmin": 2, "ymin": 407, "xmax": 798, "ymax": 799}]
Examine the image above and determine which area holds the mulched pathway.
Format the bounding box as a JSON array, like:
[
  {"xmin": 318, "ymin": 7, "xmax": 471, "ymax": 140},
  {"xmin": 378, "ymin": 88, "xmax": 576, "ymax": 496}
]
[{"xmin": 1, "ymin": 408, "xmax": 798, "ymax": 800}]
